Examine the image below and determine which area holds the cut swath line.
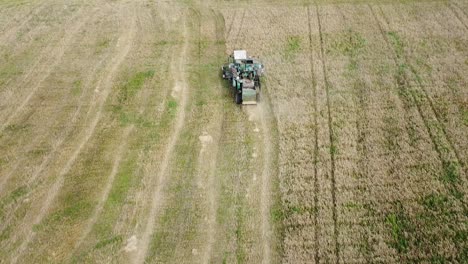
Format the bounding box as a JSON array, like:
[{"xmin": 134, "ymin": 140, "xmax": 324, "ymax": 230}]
[
  {"xmin": 0, "ymin": 10, "xmax": 86, "ymax": 129},
  {"xmin": 0, "ymin": 5, "xmax": 90, "ymax": 200},
  {"xmin": 0, "ymin": 48, "xmax": 112, "ymax": 201},
  {"xmin": 0, "ymin": 6, "xmax": 88, "ymax": 134},
  {"xmin": 334, "ymin": 4, "xmax": 373, "ymax": 262},
  {"xmin": 0, "ymin": 7, "xmax": 118, "ymax": 235},
  {"xmin": 316, "ymin": 4, "xmax": 340, "ymax": 263},
  {"xmin": 133, "ymin": 15, "xmax": 190, "ymax": 264},
  {"xmin": 306, "ymin": 6, "xmax": 320, "ymax": 264},
  {"xmin": 9, "ymin": 5, "xmax": 137, "ymax": 263},
  {"xmin": 70, "ymin": 125, "xmax": 134, "ymax": 258}
]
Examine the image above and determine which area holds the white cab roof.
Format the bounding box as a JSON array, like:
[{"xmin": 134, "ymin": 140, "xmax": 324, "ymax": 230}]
[{"xmin": 233, "ymin": 50, "xmax": 247, "ymax": 60}]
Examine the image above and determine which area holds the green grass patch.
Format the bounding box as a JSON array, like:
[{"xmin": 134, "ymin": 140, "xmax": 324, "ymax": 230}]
[
  {"xmin": 462, "ymin": 109, "xmax": 468, "ymax": 126},
  {"xmin": 117, "ymin": 70, "xmax": 154, "ymax": 104},
  {"xmin": 396, "ymin": 63, "xmax": 407, "ymax": 84},
  {"xmin": 146, "ymin": 129, "xmax": 200, "ymax": 263},
  {"xmin": 71, "ymin": 80, "xmax": 82, "ymax": 96},
  {"xmin": 330, "ymin": 144, "xmax": 338, "ymax": 156},
  {"xmin": 385, "ymin": 205, "xmax": 410, "ymax": 253},
  {"xmin": 430, "ymin": 254, "xmax": 449, "ymax": 264},
  {"xmin": 271, "ymin": 206, "xmax": 284, "ymax": 223},
  {"xmin": 33, "ymin": 199, "xmax": 93, "ymax": 232},
  {"xmin": 387, "ymin": 31, "xmax": 404, "ymax": 58},
  {"xmin": 168, "ymin": 99, "xmax": 177, "ymax": 112},
  {"xmin": 441, "ymin": 161, "xmax": 459, "ymax": 185},
  {"xmin": 285, "ymin": 36, "xmax": 301, "ymax": 59},
  {"xmin": 329, "ymin": 30, "xmax": 366, "ymax": 57},
  {"xmin": 344, "ymin": 201, "xmax": 363, "ymax": 210},
  {"xmin": 111, "ymin": 70, "xmax": 156, "ymax": 126},
  {"xmin": 422, "ymin": 193, "xmax": 448, "ymax": 211},
  {"xmin": 94, "ymin": 235, "xmax": 123, "ymax": 250},
  {"xmin": 72, "ymin": 153, "xmax": 139, "ymax": 263},
  {"xmin": 9, "ymin": 186, "xmax": 27, "ymax": 202},
  {"xmin": 95, "ymin": 39, "xmax": 111, "ymax": 54},
  {"xmin": 347, "ymin": 59, "xmax": 358, "ymax": 71},
  {"xmin": 106, "ymin": 165, "xmax": 133, "ymax": 208},
  {"xmin": 0, "ymin": 185, "xmax": 28, "ymax": 220},
  {"xmin": 290, "ymin": 205, "xmax": 304, "ymax": 214}
]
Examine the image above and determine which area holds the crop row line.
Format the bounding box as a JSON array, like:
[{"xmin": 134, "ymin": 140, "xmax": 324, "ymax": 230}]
[
  {"xmin": 335, "ymin": 5, "xmax": 374, "ymax": 262},
  {"xmin": 369, "ymin": 4, "xmax": 465, "ymax": 201},
  {"xmin": 390, "ymin": 5, "xmax": 464, "ymax": 178}
]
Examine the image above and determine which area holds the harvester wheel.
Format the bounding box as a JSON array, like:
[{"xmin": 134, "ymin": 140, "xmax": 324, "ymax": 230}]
[
  {"xmin": 256, "ymin": 92, "xmax": 261, "ymax": 102},
  {"xmin": 236, "ymin": 92, "xmax": 242, "ymax": 104}
]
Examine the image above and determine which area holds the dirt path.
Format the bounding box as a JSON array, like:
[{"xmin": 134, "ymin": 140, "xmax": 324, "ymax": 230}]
[
  {"xmin": 133, "ymin": 14, "xmax": 190, "ymax": 264},
  {"xmin": 9, "ymin": 5, "xmax": 137, "ymax": 263}
]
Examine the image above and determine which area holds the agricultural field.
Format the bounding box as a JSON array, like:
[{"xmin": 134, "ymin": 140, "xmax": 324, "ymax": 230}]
[{"xmin": 0, "ymin": 0, "xmax": 466, "ymax": 263}]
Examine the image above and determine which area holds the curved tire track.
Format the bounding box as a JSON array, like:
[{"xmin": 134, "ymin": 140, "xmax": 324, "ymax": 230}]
[
  {"xmin": 0, "ymin": 54, "xmax": 109, "ymax": 235},
  {"xmin": 0, "ymin": 41, "xmax": 112, "ymax": 199},
  {"xmin": 9, "ymin": 5, "xmax": 137, "ymax": 263},
  {"xmin": 0, "ymin": 6, "xmax": 90, "ymax": 134}
]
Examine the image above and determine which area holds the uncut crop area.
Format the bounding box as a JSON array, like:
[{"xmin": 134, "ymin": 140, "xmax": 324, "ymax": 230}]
[{"xmin": 0, "ymin": 0, "xmax": 466, "ymax": 264}]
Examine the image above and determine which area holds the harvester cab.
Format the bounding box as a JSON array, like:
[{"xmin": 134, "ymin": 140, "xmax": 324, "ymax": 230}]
[{"xmin": 221, "ymin": 50, "xmax": 264, "ymax": 105}]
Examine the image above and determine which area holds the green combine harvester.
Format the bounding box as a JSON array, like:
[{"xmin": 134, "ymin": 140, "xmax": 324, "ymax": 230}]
[{"xmin": 221, "ymin": 50, "xmax": 264, "ymax": 105}]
